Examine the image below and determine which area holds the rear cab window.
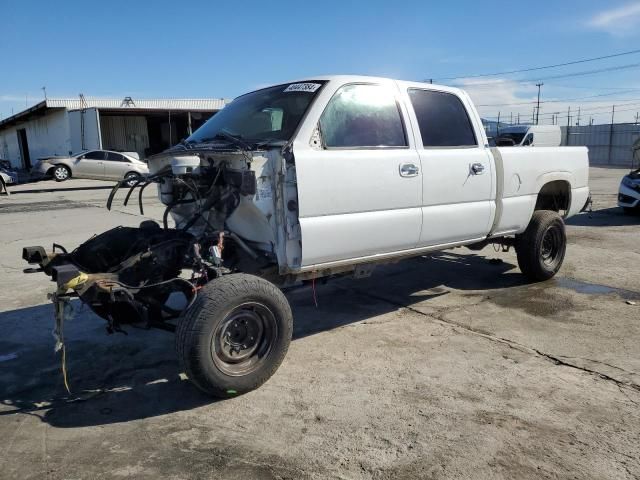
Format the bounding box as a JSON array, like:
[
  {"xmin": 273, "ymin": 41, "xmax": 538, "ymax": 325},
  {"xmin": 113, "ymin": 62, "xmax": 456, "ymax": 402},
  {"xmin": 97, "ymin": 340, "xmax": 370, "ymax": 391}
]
[{"xmin": 407, "ymin": 89, "xmax": 477, "ymax": 148}]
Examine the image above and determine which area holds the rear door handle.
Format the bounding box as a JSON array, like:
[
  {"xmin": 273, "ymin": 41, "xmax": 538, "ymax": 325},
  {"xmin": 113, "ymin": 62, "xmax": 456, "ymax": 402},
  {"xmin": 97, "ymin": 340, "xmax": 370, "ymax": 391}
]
[
  {"xmin": 470, "ymin": 163, "xmax": 485, "ymax": 175},
  {"xmin": 399, "ymin": 163, "xmax": 420, "ymax": 177}
]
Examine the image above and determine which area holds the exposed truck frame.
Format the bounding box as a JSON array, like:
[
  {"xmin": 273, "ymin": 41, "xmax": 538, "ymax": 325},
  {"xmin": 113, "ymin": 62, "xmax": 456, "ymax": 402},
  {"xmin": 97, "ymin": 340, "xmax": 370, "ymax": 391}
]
[{"xmin": 23, "ymin": 76, "xmax": 590, "ymax": 397}]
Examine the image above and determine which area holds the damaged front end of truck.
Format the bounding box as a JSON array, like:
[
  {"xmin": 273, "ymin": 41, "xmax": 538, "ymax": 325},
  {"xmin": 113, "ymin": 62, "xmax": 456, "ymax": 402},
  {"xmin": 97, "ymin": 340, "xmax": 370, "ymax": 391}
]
[
  {"xmin": 24, "ymin": 145, "xmax": 291, "ymax": 328},
  {"xmin": 22, "ymin": 81, "xmax": 325, "ymax": 396}
]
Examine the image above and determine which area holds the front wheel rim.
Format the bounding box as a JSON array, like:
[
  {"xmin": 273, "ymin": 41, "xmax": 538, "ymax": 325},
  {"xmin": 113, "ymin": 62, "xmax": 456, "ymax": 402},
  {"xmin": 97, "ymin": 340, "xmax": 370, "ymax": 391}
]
[
  {"xmin": 54, "ymin": 167, "xmax": 68, "ymax": 180},
  {"xmin": 211, "ymin": 302, "xmax": 277, "ymax": 376}
]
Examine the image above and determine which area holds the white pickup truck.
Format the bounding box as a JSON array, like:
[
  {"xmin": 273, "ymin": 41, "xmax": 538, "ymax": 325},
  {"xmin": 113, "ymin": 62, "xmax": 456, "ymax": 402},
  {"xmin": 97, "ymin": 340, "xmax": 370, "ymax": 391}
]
[{"xmin": 23, "ymin": 75, "xmax": 589, "ymax": 397}]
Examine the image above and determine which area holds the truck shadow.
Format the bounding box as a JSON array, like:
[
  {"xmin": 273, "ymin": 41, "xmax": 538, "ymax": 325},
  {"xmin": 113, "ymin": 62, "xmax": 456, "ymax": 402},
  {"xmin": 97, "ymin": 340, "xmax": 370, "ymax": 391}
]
[
  {"xmin": 566, "ymin": 207, "xmax": 639, "ymax": 227},
  {"xmin": 0, "ymin": 251, "xmax": 521, "ymax": 428}
]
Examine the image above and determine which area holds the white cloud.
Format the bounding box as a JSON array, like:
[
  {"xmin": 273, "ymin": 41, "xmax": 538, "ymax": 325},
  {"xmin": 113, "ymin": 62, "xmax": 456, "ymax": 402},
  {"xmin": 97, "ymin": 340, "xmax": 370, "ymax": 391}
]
[
  {"xmin": 453, "ymin": 78, "xmax": 538, "ymax": 122},
  {"xmin": 587, "ymin": 2, "xmax": 640, "ymax": 35}
]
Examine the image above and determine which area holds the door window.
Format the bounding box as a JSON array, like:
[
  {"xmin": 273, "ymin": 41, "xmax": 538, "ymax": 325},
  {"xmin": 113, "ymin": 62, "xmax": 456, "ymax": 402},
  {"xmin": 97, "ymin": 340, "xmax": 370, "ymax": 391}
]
[
  {"xmin": 408, "ymin": 89, "xmax": 477, "ymax": 147},
  {"xmin": 319, "ymin": 84, "xmax": 407, "ymax": 148},
  {"xmin": 105, "ymin": 152, "xmax": 128, "ymax": 162},
  {"xmin": 83, "ymin": 151, "xmax": 105, "ymax": 160}
]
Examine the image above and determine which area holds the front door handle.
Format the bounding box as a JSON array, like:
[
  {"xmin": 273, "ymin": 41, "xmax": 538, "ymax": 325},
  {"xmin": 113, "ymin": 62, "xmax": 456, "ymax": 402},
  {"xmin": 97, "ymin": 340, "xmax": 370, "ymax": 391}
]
[
  {"xmin": 399, "ymin": 163, "xmax": 419, "ymax": 177},
  {"xmin": 471, "ymin": 163, "xmax": 485, "ymax": 175}
]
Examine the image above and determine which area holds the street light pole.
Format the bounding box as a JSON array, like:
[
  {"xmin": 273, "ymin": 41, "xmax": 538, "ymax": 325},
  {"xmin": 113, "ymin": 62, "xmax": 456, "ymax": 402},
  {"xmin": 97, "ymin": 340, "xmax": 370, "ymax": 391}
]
[{"xmin": 535, "ymin": 82, "xmax": 543, "ymax": 125}]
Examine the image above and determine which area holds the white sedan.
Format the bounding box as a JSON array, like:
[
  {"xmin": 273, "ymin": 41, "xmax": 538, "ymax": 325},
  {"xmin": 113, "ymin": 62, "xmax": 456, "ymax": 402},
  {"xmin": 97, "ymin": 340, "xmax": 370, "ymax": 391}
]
[
  {"xmin": 618, "ymin": 168, "xmax": 640, "ymax": 214},
  {"xmin": 32, "ymin": 150, "xmax": 149, "ymax": 187}
]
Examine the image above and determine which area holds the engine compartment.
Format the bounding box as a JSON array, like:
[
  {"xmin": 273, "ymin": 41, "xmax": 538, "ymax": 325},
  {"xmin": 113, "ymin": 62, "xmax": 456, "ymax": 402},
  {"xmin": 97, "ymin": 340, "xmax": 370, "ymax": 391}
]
[{"xmin": 22, "ymin": 145, "xmax": 304, "ymax": 335}]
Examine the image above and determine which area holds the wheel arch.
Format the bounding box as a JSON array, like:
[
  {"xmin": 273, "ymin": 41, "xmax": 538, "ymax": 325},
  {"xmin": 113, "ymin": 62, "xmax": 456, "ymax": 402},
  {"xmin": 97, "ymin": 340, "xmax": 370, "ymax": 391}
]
[{"xmin": 534, "ymin": 178, "xmax": 571, "ymax": 215}]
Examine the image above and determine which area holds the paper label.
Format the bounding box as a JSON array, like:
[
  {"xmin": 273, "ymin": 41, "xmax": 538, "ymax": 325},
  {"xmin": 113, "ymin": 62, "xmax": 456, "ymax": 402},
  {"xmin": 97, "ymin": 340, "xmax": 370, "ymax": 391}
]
[{"xmin": 284, "ymin": 83, "xmax": 322, "ymax": 93}]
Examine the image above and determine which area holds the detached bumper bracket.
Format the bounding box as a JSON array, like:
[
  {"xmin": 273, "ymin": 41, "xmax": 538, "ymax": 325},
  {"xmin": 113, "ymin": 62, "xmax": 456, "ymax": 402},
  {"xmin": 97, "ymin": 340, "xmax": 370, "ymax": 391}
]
[
  {"xmin": 22, "ymin": 246, "xmax": 47, "ymax": 264},
  {"xmin": 51, "ymin": 264, "xmax": 81, "ymax": 287}
]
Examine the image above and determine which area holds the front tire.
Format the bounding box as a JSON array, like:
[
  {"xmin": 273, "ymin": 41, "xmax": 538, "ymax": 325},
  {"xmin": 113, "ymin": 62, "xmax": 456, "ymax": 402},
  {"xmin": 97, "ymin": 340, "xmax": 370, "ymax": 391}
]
[
  {"xmin": 52, "ymin": 165, "xmax": 70, "ymax": 182},
  {"xmin": 124, "ymin": 172, "xmax": 141, "ymax": 188},
  {"xmin": 515, "ymin": 210, "xmax": 567, "ymax": 282},
  {"xmin": 176, "ymin": 273, "xmax": 293, "ymax": 398}
]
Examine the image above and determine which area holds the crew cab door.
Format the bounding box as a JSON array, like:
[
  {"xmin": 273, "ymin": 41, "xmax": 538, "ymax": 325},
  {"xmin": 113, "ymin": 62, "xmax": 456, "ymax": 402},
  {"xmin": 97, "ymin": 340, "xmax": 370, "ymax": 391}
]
[
  {"xmin": 294, "ymin": 82, "xmax": 422, "ymax": 267},
  {"xmin": 404, "ymin": 87, "xmax": 494, "ymax": 246}
]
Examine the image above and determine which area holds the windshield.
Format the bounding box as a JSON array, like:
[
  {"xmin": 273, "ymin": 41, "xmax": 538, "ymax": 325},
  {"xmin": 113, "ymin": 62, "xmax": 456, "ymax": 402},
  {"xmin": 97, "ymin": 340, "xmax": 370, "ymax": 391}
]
[{"xmin": 187, "ymin": 81, "xmax": 327, "ymax": 147}]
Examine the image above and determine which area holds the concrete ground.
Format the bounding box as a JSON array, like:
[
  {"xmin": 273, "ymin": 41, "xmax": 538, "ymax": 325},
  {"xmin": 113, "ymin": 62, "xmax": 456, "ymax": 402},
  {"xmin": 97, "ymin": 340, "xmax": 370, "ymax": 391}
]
[{"xmin": 0, "ymin": 168, "xmax": 638, "ymax": 480}]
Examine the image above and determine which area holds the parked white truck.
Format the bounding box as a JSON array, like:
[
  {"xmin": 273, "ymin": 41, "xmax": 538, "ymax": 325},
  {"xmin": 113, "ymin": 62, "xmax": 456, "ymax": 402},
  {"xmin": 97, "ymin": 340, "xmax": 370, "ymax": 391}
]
[{"xmin": 23, "ymin": 76, "xmax": 589, "ymax": 397}]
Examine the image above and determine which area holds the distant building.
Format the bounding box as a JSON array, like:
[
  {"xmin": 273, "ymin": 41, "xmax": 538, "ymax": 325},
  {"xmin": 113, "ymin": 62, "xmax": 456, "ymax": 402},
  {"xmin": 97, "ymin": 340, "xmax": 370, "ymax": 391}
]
[{"xmin": 0, "ymin": 97, "xmax": 229, "ymax": 169}]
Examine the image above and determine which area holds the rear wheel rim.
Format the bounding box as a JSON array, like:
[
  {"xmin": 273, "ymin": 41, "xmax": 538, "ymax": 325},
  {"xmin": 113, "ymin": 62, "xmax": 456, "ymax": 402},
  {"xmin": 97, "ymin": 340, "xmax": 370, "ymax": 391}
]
[
  {"xmin": 54, "ymin": 167, "xmax": 68, "ymax": 180},
  {"xmin": 540, "ymin": 223, "xmax": 564, "ymax": 267},
  {"xmin": 211, "ymin": 302, "xmax": 277, "ymax": 376}
]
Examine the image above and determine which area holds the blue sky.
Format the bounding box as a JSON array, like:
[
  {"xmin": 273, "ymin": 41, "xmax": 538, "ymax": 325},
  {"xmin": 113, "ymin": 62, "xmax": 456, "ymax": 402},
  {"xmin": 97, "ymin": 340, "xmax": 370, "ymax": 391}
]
[{"xmin": 2, "ymin": 0, "xmax": 640, "ymax": 124}]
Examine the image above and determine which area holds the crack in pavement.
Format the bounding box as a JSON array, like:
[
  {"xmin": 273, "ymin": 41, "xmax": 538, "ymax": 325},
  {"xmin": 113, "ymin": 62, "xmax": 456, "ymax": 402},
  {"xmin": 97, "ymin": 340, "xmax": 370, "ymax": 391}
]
[{"xmin": 346, "ymin": 287, "xmax": 640, "ymax": 394}]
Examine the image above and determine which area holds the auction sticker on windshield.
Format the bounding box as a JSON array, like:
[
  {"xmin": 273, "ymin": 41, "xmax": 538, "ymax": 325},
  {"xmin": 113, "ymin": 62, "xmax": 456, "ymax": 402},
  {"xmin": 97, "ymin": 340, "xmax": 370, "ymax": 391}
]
[{"xmin": 284, "ymin": 83, "xmax": 322, "ymax": 93}]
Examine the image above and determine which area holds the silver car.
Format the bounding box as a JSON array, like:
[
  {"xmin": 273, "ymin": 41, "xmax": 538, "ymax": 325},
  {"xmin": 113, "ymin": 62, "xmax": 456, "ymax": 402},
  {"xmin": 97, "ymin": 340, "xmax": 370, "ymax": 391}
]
[
  {"xmin": 1, "ymin": 163, "xmax": 18, "ymax": 194},
  {"xmin": 33, "ymin": 150, "xmax": 149, "ymax": 186}
]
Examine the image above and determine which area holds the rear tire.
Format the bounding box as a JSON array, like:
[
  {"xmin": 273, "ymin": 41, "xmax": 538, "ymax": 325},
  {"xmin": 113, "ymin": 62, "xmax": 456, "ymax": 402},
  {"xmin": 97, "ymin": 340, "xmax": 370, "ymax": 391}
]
[
  {"xmin": 515, "ymin": 210, "xmax": 566, "ymax": 282},
  {"xmin": 176, "ymin": 273, "xmax": 293, "ymax": 398},
  {"xmin": 52, "ymin": 165, "xmax": 70, "ymax": 182}
]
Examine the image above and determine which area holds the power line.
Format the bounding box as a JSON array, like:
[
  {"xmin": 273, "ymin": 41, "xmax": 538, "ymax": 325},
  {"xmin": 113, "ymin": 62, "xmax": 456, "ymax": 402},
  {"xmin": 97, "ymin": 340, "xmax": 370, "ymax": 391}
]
[
  {"xmin": 545, "ymin": 84, "xmax": 640, "ymax": 90},
  {"xmin": 475, "ymin": 89, "xmax": 640, "ymax": 107},
  {"xmin": 452, "ymin": 62, "xmax": 640, "ymax": 88},
  {"xmin": 483, "ymin": 104, "xmax": 640, "ymax": 121},
  {"xmin": 482, "ymin": 101, "xmax": 640, "ymax": 117},
  {"xmin": 435, "ymin": 48, "xmax": 640, "ymax": 81}
]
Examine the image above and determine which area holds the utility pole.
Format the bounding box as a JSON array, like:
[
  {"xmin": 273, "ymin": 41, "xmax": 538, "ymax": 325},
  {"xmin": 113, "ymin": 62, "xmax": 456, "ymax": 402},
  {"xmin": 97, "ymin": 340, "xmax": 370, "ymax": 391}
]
[
  {"xmin": 532, "ymin": 106, "xmax": 535, "ymax": 124},
  {"xmin": 42, "ymin": 86, "xmax": 47, "ymax": 100},
  {"xmin": 517, "ymin": 113, "xmax": 520, "ymax": 125},
  {"xmin": 635, "ymin": 112, "xmax": 639, "ymax": 124},
  {"xmin": 608, "ymin": 105, "xmax": 615, "ymax": 164},
  {"xmin": 576, "ymin": 107, "xmax": 581, "ymax": 126},
  {"xmin": 611, "ymin": 105, "xmax": 616, "ymax": 124},
  {"xmin": 497, "ymin": 112, "xmax": 501, "ymax": 138},
  {"xmin": 567, "ymin": 106, "xmax": 571, "ymax": 127},
  {"xmin": 535, "ymin": 82, "xmax": 543, "ymax": 125}
]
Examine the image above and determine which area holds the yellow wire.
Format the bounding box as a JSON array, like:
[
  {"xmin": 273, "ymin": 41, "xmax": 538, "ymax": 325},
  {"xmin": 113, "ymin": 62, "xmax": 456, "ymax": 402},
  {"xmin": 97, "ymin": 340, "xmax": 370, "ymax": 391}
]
[{"xmin": 62, "ymin": 345, "xmax": 71, "ymax": 394}]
